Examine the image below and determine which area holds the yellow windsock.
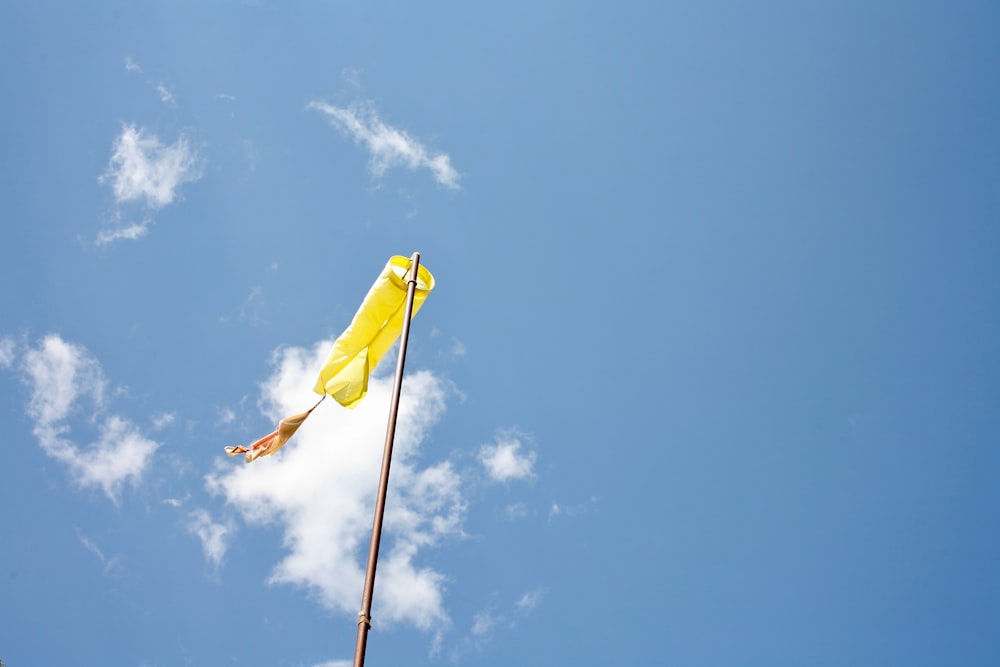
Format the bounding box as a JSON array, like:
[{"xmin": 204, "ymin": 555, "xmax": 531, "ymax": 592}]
[
  {"xmin": 223, "ymin": 256, "xmax": 433, "ymax": 463},
  {"xmin": 313, "ymin": 255, "xmax": 435, "ymax": 408}
]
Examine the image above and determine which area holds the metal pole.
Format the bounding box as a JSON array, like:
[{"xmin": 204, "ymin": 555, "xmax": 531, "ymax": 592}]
[{"xmin": 353, "ymin": 252, "xmax": 422, "ymax": 667}]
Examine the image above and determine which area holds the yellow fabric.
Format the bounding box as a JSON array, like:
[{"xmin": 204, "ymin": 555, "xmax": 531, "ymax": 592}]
[{"xmin": 314, "ymin": 255, "xmax": 435, "ymax": 408}]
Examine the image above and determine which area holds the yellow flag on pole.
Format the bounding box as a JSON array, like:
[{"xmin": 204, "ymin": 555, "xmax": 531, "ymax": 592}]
[
  {"xmin": 224, "ymin": 255, "xmax": 434, "ymax": 462},
  {"xmin": 314, "ymin": 255, "xmax": 435, "ymax": 408}
]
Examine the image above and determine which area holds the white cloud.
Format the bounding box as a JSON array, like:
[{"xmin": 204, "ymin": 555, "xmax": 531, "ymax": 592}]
[
  {"xmin": 0, "ymin": 336, "xmax": 16, "ymax": 368},
  {"xmin": 217, "ymin": 406, "xmax": 236, "ymax": 425},
  {"xmin": 151, "ymin": 412, "xmax": 175, "ymax": 430},
  {"xmin": 187, "ymin": 508, "xmax": 233, "ymax": 567},
  {"xmin": 548, "ymin": 496, "xmax": 598, "ymax": 520},
  {"xmin": 124, "ymin": 56, "xmax": 142, "ymax": 73},
  {"xmin": 504, "ymin": 502, "xmax": 527, "ymax": 520},
  {"xmin": 206, "ymin": 340, "xmax": 466, "ymax": 632},
  {"xmin": 448, "ymin": 337, "xmax": 467, "ymax": 359},
  {"xmin": 444, "ymin": 591, "xmax": 543, "ymax": 661},
  {"xmin": 309, "ymin": 101, "xmax": 460, "ymax": 189},
  {"xmin": 239, "ymin": 286, "xmax": 265, "ymax": 325},
  {"xmin": 73, "ymin": 416, "xmax": 161, "ymax": 496},
  {"xmin": 101, "ymin": 124, "xmax": 201, "ymax": 208},
  {"xmin": 470, "ymin": 610, "xmax": 496, "ymax": 637},
  {"xmin": 19, "ymin": 334, "xmax": 159, "ymax": 502},
  {"xmin": 77, "ymin": 530, "xmax": 123, "ymax": 575},
  {"xmin": 156, "ymin": 82, "xmax": 175, "ymax": 105},
  {"xmin": 78, "ymin": 531, "xmax": 106, "ymax": 561},
  {"xmin": 446, "ymin": 603, "xmax": 506, "ymax": 660},
  {"xmin": 97, "ymin": 124, "xmax": 203, "ymax": 244},
  {"xmin": 22, "ymin": 334, "xmax": 106, "ymax": 429},
  {"xmin": 312, "ymin": 661, "xmax": 351, "ymax": 667},
  {"xmin": 95, "ymin": 219, "xmax": 151, "ymax": 245},
  {"xmin": 479, "ymin": 434, "xmax": 536, "ymax": 483},
  {"xmin": 341, "ymin": 66, "xmax": 363, "ymax": 88},
  {"xmin": 515, "ymin": 589, "xmax": 543, "ymax": 611}
]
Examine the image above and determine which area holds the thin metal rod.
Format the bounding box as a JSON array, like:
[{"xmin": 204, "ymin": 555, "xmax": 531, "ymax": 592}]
[{"xmin": 353, "ymin": 252, "xmax": 422, "ymax": 667}]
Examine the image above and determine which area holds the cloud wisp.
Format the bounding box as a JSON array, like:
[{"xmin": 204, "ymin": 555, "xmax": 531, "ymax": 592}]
[
  {"xmin": 77, "ymin": 530, "xmax": 123, "ymax": 575},
  {"xmin": 97, "ymin": 124, "xmax": 203, "ymax": 244},
  {"xmin": 445, "ymin": 590, "xmax": 544, "ymax": 662},
  {"xmin": 156, "ymin": 83, "xmax": 176, "ymax": 106},
  {"xmin": 206, "ymin": 340, "xmax": 466, "ymax": 632},
  {"xmin": 309, "ymin": 101, "xmax": 460, "ymax": 189},
  {"xmin": 187, "ymin": 508, "xmax": 233, "ymax": 568},
  {"xmin": 516, "ymin": 588, "xmax": 544, "ymax": 611},
  {"xmin": 15, "ymin": 335, "xmax": 160, "ymax": 503},
  {"xmin": 479, "ymin": 433, "xmax": 537, "ymax": 483},
  {"xmin": 0, "ymin": 336, "xmax": 15, "ymax": 368}
]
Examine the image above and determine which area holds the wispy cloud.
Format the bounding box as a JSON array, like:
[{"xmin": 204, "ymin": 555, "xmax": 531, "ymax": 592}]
[
  {"xmin": 187, "ymin": 508, "xmax": 233, "ymax": 568},
  {"xmin": 97, "ymin": 124, "xmax": 203, "ymax": 244},
  {"xmin": 341, "ymin": 67, "xmax": 363, "ymax": 89},
  {"xmin": 308, "ymin": 101, "xmax": 460, "ymax": 189},
  {"xmin": 151, "ymin": 412, "xmax": 175, "ymax": 430},
  {"xmin": 446, "ymin": 337, "xmax": 467, "ymax": 359},
  {"xmin": 471, "ymin": 609, "xmax": 496, "ymax": 637},
  {"xmin": 123, "ymin": 57, "xmax": 177, "ymax": 107},
  {"xmin": 216, "ymin": 406, "xmax": 236, "ymax": 425},
  {"xmin": 95, "ymin": 220, "xmax": 151, "ymax": 245},
  {"xmin": 77, "ymin": 530, "xmax": 123, "ymax": 575},
  {"xmin": 238, "ymin": 286, "xmax": 265, "ymax": 325},
  {"xmin": 479, "ymin": 432, "xmax": 537, "ymax": 483},
  {"xmin": 15, "ymin": 334, "xmax": 160, "ymax": 502},
  {"xmin": 206, "ymin": 340, "xmax": 466, "ymax": 632},
  {"xmin": 504, "ymin": 502, "xmax": 527, "ymax": 520},
  {"xmin": 515, "ymin": 588, "xmax": 543, "ymax": 611},
  {"xmin": 156, "ymin": 82, "xmax": 175, "ymax": 106},
  {"xmin": 446, "ymin": 592, "xmax": 542, "ymax": 661},
  {"xmin": 549, "ymin": 496, "xmax": 598, "ymax": 520},
  {"xmin": 0, "ymin": 336, "xmax": 15, "ymax": 368}
]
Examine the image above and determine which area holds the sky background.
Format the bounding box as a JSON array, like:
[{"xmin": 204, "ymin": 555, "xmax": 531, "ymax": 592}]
[{"xmin": 2, "ymin": 2, "xmax": 999, "ymax": 666}]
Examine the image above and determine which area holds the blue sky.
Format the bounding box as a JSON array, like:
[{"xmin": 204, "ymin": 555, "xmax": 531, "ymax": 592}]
[{"xmin": 2, "ymin": 2, "xmax": 999, "ymax": 666}]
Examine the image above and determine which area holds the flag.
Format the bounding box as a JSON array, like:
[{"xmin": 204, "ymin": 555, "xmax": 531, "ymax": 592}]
[
  {"xmin": 225, "ymin": 399, "xmax": 323, "ymax": 462},
  {"xmin": 224, "ymin": 255, "xmax": 434, "ymax": 462},
  {"xmin": 313, "ymin": 255, "xmax": 435, "ymax": 408}
]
